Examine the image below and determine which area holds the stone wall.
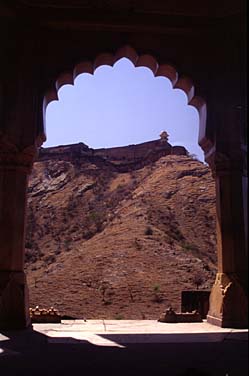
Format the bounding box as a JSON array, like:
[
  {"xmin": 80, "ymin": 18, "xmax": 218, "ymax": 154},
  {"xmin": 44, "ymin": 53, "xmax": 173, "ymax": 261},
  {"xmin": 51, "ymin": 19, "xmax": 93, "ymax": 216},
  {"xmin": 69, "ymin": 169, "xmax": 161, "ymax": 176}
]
[
  {"xmin": 38, "ymin": 142, "xmax": 90, "ymax": 162},
  {"xmin": 93, "ymin": 139, "xmax": 172, "ymax": 161},
  {"xmin": 38, "ymin": 139, "xmax": 187, "ymax": 166}
]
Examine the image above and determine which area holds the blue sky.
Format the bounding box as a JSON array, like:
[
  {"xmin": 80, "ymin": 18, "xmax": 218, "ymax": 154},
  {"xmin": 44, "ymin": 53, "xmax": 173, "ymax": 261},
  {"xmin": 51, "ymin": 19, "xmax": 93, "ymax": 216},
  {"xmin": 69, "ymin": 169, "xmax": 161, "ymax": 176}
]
[{"xmin": 45, "ymin": 58, "xmax": 204, "ymax": 162}]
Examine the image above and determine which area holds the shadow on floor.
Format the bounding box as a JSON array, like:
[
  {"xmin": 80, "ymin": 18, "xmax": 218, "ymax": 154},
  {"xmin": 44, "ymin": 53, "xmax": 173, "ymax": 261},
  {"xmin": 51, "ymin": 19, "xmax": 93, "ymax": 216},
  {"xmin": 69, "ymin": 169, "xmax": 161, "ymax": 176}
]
[{"xmin": 0, "ymin": 328, "xmax": 248, "ymax": 376}]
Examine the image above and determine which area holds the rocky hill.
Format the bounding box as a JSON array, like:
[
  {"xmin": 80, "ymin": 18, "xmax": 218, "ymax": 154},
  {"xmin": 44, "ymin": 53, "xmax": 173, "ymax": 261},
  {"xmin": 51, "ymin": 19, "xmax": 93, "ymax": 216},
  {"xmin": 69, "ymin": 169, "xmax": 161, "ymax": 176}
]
[{"xmin": 25, "ymin": 139, "xmax": 217, "ymax": 320}]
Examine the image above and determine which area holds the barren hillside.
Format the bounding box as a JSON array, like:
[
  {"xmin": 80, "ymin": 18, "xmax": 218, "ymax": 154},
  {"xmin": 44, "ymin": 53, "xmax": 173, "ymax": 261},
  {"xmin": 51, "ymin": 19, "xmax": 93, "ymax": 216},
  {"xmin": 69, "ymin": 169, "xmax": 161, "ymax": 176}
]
[{"xmin": 25, "ymin": 145, "xmax": 217, "ymax": 320}]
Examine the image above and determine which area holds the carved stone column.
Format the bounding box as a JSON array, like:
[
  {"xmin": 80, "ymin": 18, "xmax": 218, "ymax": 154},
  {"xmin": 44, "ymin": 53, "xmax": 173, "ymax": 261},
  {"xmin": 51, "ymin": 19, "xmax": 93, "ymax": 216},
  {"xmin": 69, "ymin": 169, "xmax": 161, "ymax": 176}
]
[
  {"xmin": 0, "ymin": 133, "xmax": 37, "ymax": 329},
  {"xmin": 205, "ymin": 146, "xmax": 248, "ymax": 328}
]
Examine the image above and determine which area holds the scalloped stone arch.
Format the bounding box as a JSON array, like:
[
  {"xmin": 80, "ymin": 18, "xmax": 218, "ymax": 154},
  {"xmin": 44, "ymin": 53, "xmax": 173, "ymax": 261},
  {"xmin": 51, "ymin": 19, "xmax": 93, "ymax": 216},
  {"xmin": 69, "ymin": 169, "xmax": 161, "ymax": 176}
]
[{"xmin": 43, "ymin": 45, "xmax": 207, "ymax": 151}]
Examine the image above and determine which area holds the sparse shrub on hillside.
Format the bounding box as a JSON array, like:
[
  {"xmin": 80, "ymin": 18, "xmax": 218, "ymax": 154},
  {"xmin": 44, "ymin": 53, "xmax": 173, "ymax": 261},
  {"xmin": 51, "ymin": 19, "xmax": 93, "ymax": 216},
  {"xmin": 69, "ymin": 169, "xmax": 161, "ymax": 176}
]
[
  {"xmin": 88, "ymin": 211, "xmax": 100, "ymax": 222},
  {"xmin": 43, "ymin": 223, "xmax": 50, "ymax": 235},
  {"xmin": 55, "ymin": 248, "xmax": 61, "ymax": 255},
  {"xmin": 168, "ymin": 238, "xmax": 174, "ymax": 246},
  {"xmin": 111, "ymin": 181, "xmax": 135, "ymax": 203},
  {"xmin": 64, "ymin": 239, "xmax": 72, "ymax": 251},
  {"xmin": 24, "ymin": 241, "xmax": 42, "ymax": 264},
  {"xmin": 167, "ymin": 226, "xmax": 184, "ymax": 242},
  {"xmin": 70, "ymin": 224, "xmax": 80, "ymax": 233},
  {"xmin": 67, "ymin": 194, "xmax": 78, "ymax": 211},
  {"xmin": 203, "ymin": 264, "xmax": 210, "ymax": 271},
  {"xmin": 44, "ymin": 254, "xmax": 56, "ymax": 265},
  {"xmin": 55, "ymin": 243, "xmax": 61, "ymax": 255},
  {"xmin": 192, "ymin": 272, "xmax": 205, "ymax": 290},
  {"xmin": 95, "ymin": 193, "xmax": 104, "ymax": 202},
  {"xmin": 25, "ymin": 249, "xmax": 37, "ymax": 263},
  {"xmin": 106, "ymin": 200, "xmax": 113, "ymax": 209},
  {"xmin": 103, "ymin": 300, "xmax": 112, "ymax": 306},
  {"xmin": 144, "ymin": 226, "xmax": 153, "ymax": 236},
  {"xmin": 106, "ymin": 193, "xmax": 120, "ymax": 208},
  {"xmin": 127, "ymin": 284, "xmax": 135, "ymax": 302},
  {"xmin": 62, "ymin": 215, "xmax": 68, "ymax": 224},
  {"xmin": 152, "ymin": 284, "xmax": 164, "ymax": 303},
  {"xmin": 182, "ymin": 241, "xmax": 199, "ymax": 253},
  {"xmin": 116, "ymin": 183, "xmax": 124, "ymax": 191},
  {"xmin": 96, "ymin": 222, "xmax": 103, "ymax": 233},
  {"xmin": 82, "ymin": 230, "xmax": 95, "ymax": 240},
  {"xmin": 97, "ymin": 174, "xmax": 109, "ymax": 188},
  {"xmin": 99, "ymin": 281, "xmax": 112, "ymax": 304},
  {"xmin": 134, "ymin": 238, "xmax": 142, "ymax": 250},
  {"xmin": 147, "ymin": 209, "xmax": 153, "ymax": 221},
  {"xmin": 115, "ymin": 314, "xmax": 124, "ymax": 320},
  {"xmin": 153, "ymin": 284, "xmax": 160, "ymax": 293},
  {"xmin": 87, "ymin": 211, "xmax": 105, "ymax": 233},
  {"xmin": 36, "ymin": 226, "xmax": 44, "ymax": 239}
]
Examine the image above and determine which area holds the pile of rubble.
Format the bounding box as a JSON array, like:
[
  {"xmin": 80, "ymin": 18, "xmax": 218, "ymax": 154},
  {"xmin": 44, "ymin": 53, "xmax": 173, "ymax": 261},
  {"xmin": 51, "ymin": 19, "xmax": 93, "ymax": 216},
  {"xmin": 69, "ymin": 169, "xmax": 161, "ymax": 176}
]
[
  {"xmin": 29, "ymin": 306, "xmax": 61, "ymax": 323},
  {"xmin": 158, "ymin": 307, "xmax": 202, "ymax": 323}
]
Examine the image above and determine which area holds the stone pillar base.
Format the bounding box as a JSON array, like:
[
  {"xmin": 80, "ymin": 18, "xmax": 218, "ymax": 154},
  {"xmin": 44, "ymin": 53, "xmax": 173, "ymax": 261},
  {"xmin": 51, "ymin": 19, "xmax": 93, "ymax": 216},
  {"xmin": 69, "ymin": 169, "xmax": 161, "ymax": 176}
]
[
  {"xmin": 0, "ymin": 271, "xmax": 31, "ymax": 329},
  {"xmin": 207, "ymin": 273, "xmax": 248, "ymax": 328}
]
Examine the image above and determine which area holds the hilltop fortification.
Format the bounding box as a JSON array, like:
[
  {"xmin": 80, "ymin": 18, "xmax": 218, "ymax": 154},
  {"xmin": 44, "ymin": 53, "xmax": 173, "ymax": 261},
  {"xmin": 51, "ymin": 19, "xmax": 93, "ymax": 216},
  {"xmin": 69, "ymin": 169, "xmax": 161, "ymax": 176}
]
[{"xmin": 38, "ymin": 136, "xmax": 187, "ymax": 171}]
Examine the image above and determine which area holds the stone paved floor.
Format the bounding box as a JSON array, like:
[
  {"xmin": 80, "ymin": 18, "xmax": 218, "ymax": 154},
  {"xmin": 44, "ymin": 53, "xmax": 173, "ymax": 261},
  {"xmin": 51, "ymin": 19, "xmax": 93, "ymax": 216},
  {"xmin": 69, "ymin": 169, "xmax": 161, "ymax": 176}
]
[{"xmin": 0, "ymin": 320, "xmax": 248, "ymax": 375}]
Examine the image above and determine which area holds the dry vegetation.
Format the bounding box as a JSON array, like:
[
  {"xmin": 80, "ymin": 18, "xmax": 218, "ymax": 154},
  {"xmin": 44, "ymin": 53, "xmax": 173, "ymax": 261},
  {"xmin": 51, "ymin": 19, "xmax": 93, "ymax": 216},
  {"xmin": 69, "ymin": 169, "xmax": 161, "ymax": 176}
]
[{"xmin": 25, "ymin": 153, "xmax": 217, "ymax": 319}]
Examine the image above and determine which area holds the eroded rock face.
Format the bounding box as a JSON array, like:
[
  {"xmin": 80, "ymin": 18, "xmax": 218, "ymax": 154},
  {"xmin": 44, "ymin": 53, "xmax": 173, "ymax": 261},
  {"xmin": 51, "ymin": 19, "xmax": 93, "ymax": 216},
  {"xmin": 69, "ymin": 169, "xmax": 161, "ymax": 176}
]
[
  {"xmin": 25, "ymin": 143, "xmax": 217, "ymax": 320},
  {"xmin": 28, "ymin": 161, "xmax": 74, "ymax": 196}
]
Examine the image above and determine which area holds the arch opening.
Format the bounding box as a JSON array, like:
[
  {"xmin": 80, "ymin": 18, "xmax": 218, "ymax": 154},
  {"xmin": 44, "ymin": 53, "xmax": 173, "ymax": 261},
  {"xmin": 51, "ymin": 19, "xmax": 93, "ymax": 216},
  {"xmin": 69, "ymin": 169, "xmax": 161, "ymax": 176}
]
[
  {"xmin": 25, "ymin": 47, "xmax": 216, "ymax": 321},
  {"xmin": 43, "ymin": 46, "xmax": 207, "ymax": 162}
]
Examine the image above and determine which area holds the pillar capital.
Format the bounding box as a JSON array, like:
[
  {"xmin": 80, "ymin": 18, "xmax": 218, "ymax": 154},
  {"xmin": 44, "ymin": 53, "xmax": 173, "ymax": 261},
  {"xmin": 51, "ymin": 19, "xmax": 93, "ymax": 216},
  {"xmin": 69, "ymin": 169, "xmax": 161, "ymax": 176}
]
[
  {"xmin": 205, "ymin": 147, "xmax": 247, "ymax": 178},
  {"xmin": 207, "ymin": 272, "xmax": 248, "ymax": 328},
  {"xmin": 0, "ymin": 132, "xmax": 38, "ymax": 173}
]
